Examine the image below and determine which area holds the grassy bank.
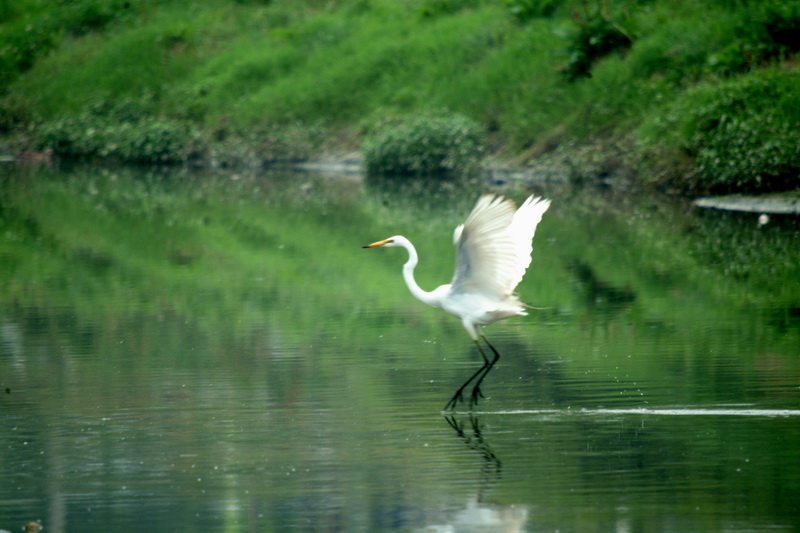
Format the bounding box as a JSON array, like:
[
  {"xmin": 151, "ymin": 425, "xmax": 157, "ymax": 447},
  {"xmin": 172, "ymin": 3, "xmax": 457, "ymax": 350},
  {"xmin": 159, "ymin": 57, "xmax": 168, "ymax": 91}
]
[{"xmin": 1, "ymin": 0, "xmax": 799, "ymax": 193}]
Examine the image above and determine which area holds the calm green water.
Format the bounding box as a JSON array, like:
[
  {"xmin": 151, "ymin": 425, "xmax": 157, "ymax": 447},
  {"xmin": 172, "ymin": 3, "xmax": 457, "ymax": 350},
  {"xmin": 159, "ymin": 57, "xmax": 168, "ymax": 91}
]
[{"xmin": 1, "ymin": 164, "xmax": 799, "ymax": 532}]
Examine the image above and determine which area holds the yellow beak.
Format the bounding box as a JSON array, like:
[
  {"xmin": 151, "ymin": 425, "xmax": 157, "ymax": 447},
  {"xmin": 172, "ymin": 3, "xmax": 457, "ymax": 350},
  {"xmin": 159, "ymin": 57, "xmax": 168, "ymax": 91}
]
[{"xmin": 362, "ymin": 239, "xmax": 392, "ymax": 248}]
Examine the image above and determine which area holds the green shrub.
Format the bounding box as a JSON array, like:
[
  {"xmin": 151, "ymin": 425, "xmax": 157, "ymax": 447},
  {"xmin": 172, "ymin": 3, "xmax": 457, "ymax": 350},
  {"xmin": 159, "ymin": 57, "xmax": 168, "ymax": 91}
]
[
  {"xmin": 638, "ymin": 71, "xmax": 800, "ymax": 193},
  {"xmin": 562, "ymin": 8, "xmax": 632, "ymax": 81},
  {"xmin": 32, "ymin": 95, "xmax": 327, "ymax": 166},
  {"xmin": 706, "ymin": 1, "xmax": 800, "ymax": 75},
  {"xmin": 504, "ymin": 0, "xmax": 558, "ymax": 22},
  {"xmin": 38, "ymin": 116, "xmax": 207, "ymax": 164},
  {"xmin": 361, "ymin": 112, "xmax": 486, "ymax": 177},
  {"xmin": 36, "ymin": 97, "xmax": 210, "ymax": 164},
  {"xmin": 0, "ymin": 19, "xmax": 60, "ymax": 89},
  {"xmin": 417, "ymin": 0, "xmax": 484, "ymax": 19},
  {"xmin": 692, "ymin": 115, "xmax": 799, "ymax": 192},
  {"xmin": 760, "ymin": 2, "xmax": 800, "ymax": 53},
  {"xmin": 58, "ymin": 0, "xmax": 131, "ymax": 37}
]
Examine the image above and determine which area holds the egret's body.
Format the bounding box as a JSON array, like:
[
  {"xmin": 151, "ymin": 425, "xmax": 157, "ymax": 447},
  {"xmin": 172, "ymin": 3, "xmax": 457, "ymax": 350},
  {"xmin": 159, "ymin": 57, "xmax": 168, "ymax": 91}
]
[{"xmin": 364, "ymin": 194, "xmax": 551, "ymax": 410}]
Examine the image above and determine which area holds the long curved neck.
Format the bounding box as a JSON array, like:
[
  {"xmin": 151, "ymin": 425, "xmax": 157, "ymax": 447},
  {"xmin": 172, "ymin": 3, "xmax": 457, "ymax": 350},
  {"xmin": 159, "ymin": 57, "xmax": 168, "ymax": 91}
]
[{"xmin": 399, "ymin": 240, "xmax": 440, "ymax": 308}]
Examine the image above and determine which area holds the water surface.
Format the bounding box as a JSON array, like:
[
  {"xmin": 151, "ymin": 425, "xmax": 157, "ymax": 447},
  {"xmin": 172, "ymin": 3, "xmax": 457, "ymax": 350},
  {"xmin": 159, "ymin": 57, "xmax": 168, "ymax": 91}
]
[{"xmin": 1, "ymin": 164, "xmax": 799, "ymax": 532}]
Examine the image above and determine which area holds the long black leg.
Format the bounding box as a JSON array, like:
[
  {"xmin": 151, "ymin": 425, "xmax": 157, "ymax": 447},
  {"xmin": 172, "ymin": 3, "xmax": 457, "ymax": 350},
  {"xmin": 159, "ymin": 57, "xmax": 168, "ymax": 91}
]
[
  {"xmin": 468, "ymin": 334, "xmax": 501, "ymax": 407},
  {"xmin": 444, "ymin": 340, "xmax": 491, "ymax": 411}
]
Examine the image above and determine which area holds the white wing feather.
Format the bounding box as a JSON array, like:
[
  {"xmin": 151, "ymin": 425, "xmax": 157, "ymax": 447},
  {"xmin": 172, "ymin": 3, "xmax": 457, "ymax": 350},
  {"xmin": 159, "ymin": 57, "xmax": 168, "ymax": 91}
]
[
  {"xmin": 507, "ymin": 195, "xmax": 551, "ymax": 291},
  {"xmin": 451, "ymin": 194, "xmax": 550, "ymax": 299}
]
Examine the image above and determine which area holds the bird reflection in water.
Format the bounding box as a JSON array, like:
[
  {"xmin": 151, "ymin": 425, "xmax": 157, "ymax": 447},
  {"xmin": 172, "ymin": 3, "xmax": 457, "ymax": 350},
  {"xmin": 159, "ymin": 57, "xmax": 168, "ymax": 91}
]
[{"xmin": 417, "ymin": 413, "xmax": 528, "ymax": 533}]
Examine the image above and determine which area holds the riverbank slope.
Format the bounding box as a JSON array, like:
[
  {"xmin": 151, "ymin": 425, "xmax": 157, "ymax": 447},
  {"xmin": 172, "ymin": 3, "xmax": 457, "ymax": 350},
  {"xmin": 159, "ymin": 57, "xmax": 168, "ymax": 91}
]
[{"xmin": 1, "ymin": 0, "xmax": 798, "ymax": 194}]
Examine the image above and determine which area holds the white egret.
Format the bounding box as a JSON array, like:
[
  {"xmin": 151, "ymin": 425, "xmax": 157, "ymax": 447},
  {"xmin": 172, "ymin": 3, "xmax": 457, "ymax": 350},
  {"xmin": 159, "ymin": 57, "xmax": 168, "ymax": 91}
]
[{"xmin": 363, "ymin": 194, "xmax": 551, "ymax": 410}]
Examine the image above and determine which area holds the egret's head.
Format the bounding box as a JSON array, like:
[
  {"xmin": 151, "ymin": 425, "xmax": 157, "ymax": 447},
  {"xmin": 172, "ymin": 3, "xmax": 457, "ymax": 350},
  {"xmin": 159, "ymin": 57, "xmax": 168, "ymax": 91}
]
[
  {"xmin": 363, "ymin": 237, "xmax": 394, "ymax": 248},
  {"xmin": 362, "ymin": 235, "xmax": 404, "ymax": 249}
]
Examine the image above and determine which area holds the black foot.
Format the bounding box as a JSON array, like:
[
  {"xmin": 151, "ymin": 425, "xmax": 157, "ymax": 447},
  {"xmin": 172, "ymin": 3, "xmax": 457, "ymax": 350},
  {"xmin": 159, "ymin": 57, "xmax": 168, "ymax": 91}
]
[
  {"xmin": 444, "ymin": 389, "xmax": 466, "ymax": 411},
  {"xmin": 445, "ymin": 384, "xmax": 487, "ymax": 411},
  {"xmin": 468, "ymin": 385, "xmax": 485, "ymax": 408}
]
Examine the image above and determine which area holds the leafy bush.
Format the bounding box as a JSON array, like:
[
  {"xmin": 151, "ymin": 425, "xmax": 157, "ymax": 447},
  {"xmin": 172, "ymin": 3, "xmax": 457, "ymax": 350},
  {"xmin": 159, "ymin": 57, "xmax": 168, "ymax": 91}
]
[
  {"xmin": 562, "ymin": 9, "xmax": 632, "ymax": 81},
  {"xmin": 759, "ymin": 2, "xmax": 800, "ymax": 54},
  {"xmin": 36, "ymin": 98, "xmax": 210, "ymax": 164},
  {"xmin": 691, "ymin": 115, "xmax": 800, "ymax": 193},
  {"xmin": 638, "ymin": 71, "xmax": 800, "ymax": 193},
  {"xmin": 504, "ymin": 0, "xmax": 559, "ymax": 22},
  {"xmin": 0, "ymin": 20, "xmax": 60, "ymax": 89},
  {"xmin": 31, "ymin": 95, "xmax": 328, "ymax": 166},
  {"xmin": 417, "ymin": 0, "xmax": 484, "ymax": 19},
  {"xmin": 361, "ymin": 112, "xmax": 486, "ymax": 177},
  {"xmin": 706, "ymin": 1, "xmax": 800, "ymax": 75},
  {"xmin": 59, "ymin": 0, "xmax": 130, "ymax": 37},
  {"xmin": 39, "ymin": 116, "xmax": 208, "ymax": 164}
]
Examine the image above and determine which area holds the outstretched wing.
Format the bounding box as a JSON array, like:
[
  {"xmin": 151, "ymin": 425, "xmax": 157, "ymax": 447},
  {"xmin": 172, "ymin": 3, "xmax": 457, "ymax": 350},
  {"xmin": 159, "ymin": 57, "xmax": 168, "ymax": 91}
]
[
  {"xmin": 506, "ymin": 195, "xmax": 551, "ymax": 291},
  {"xmin": 451, "ymin": 195, "xmax": 550, "ymax": 299}
]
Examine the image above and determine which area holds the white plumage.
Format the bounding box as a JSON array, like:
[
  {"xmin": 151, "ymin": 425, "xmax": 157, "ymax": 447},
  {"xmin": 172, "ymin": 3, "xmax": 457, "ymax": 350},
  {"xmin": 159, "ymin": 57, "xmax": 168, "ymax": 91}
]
[{"xmin": 364, "ymin": 194, "xmax": 551, "ymax": 410}]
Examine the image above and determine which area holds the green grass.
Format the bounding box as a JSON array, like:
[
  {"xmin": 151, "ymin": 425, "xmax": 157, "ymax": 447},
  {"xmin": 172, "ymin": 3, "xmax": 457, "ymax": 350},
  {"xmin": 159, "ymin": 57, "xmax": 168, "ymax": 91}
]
[{"xmin": 2, "ymin": 0, "xmax": 799, "ymax": 191}]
